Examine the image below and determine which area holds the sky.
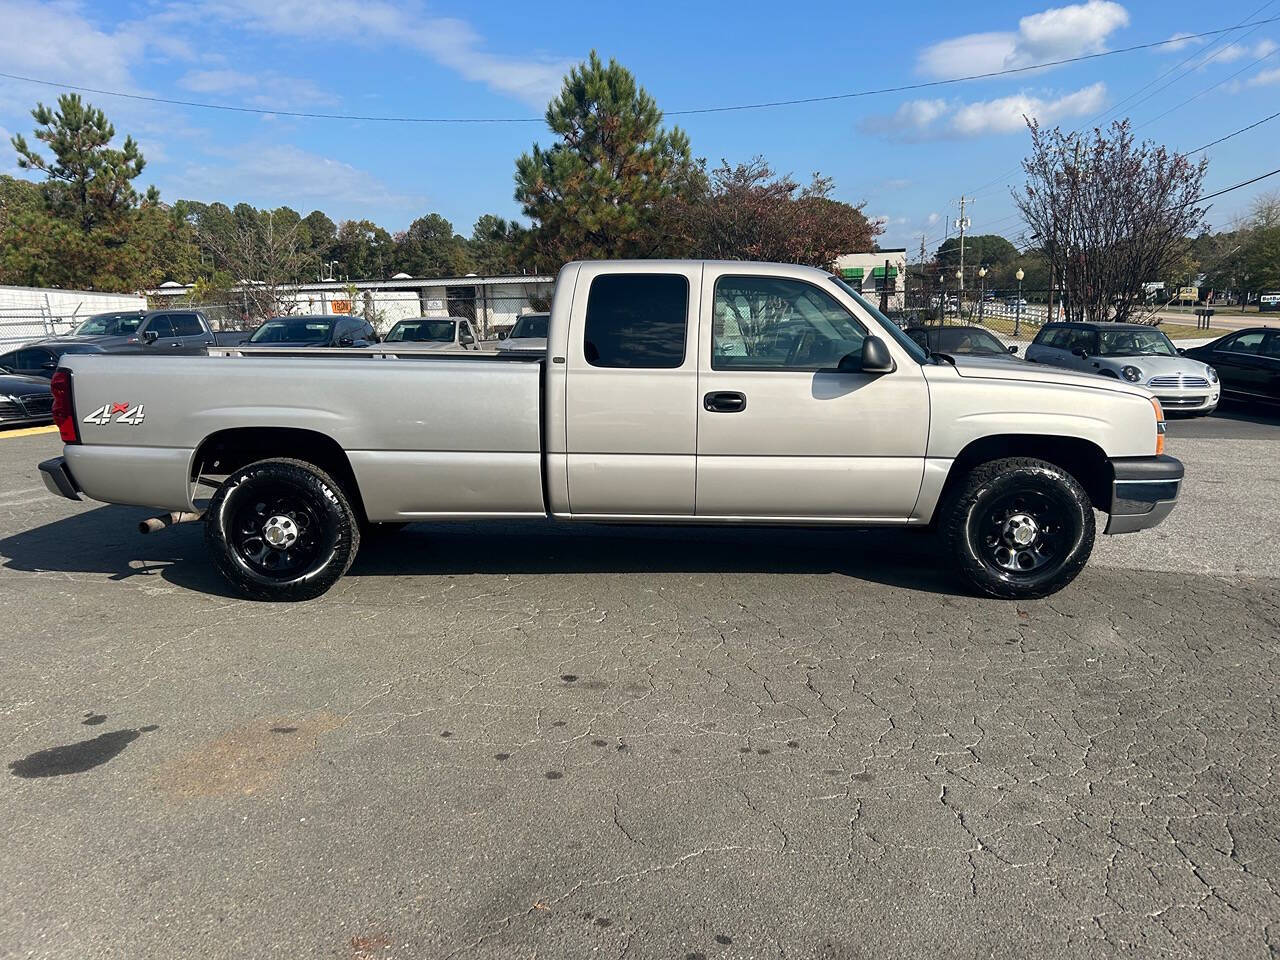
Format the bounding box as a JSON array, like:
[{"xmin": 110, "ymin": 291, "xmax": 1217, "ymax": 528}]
[{"xmin": 1, "ymin": 0, "xmax": 1278, "ymax": 259}]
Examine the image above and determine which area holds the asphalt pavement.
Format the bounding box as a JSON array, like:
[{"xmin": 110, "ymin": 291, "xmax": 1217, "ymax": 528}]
[{"xmin": 0, "ymin": 420, "xmax": 1277, "ymax": 960}]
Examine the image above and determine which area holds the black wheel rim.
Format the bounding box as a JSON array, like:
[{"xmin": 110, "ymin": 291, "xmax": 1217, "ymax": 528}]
[
  {"xmin": 228, "ymin": 480, "xmax": 325, "ymax": 580},
  {"xmin": 974, "ymin": 489, "xmax": 1071, "ymax": 578}
]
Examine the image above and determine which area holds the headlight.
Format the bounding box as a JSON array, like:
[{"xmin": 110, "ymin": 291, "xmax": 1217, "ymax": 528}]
[
  {"xmin": 1121, "ymin": 365, "xmax": 1142, "ymax": 382},
  {"xmin": 1207, "ymin": 366, "xmax": 1218, "ymax": 383}
]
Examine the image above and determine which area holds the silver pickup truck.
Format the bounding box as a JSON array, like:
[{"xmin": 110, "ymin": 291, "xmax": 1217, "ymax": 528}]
[{"xmin": 39, "ymin": 260, "xmax": 1183, "ymax": 601}]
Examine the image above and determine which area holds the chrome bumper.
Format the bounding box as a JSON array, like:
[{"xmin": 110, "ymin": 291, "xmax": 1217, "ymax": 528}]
[
  {"xmin": 1105, "ymin": 455, "xmax": 1183, "ymax": 534},
  {"xmin": 38, "ymin": 456, "xmax": 81, "ymax": 501}
]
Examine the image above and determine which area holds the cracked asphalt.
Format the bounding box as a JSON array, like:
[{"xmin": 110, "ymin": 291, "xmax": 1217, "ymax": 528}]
[{"xmin": 0, "ymin": 413, "xmax": 1277, "ymax": 960}]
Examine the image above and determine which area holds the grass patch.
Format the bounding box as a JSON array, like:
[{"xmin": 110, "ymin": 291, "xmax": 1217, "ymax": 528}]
[{"xmin": 1155, "ymin": 322, "xmax": 1227, "ymax": 340}]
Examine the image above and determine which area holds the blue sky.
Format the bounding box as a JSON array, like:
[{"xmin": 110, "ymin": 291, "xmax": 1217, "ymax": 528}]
[{"xmin": 1, "ymin": 0, "xmax": 1278, "ymax": 257}]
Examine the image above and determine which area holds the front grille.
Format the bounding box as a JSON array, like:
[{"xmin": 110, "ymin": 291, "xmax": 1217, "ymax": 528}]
[
  {"xmin": 1157, "ymin": 395, "xmax": 1209, "ymax": 407},
  {"xmin": 1147, "ymin": 375, "xmax": 1210, "ymax": 389},
  {"xmin": 0, "ymin": 399, "xmax": 23, "ymax": 420},
  {"xmin": 19, "ymin": 395, "xmax": 53, "ymax": 416}
]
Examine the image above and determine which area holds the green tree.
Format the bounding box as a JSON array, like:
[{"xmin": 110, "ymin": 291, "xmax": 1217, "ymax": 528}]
[
  {"xmin": 514, "ymin": 52, "xmax": 701, "ymax": 270},
  {"xmin": 936, "ymin": 234, "xmax": 1019, "ymax": 278},
  {"xmin": 11, "ymin": 94, "xmax": 146, "ymax": 232},
  {"xmin": 467, "ymin": 214, "xmax": 523, "ymax": 275},
  {"xmin": 332, "ymin": 219, "xmax": 395, "ymax": 279},
  {"xmin": 394, "ymin": 213, "xmax": 470, "ymax": 276}
]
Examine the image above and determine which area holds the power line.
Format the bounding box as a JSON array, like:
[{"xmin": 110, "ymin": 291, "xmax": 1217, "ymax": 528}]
[
  {"xmin": 1185, "ymin": 108, "xmax": 1280, "ymax": 153},
  {"xmin": 1, "ymin": 18, "xmax": 1280, "ymax": 124},
  {"xmin": 1195, "ymin": 165, "xmax": 1280, "ymax": 202}
]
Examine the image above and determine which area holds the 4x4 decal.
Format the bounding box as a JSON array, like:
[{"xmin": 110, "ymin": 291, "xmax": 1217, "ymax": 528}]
[{"xmin": 83, "ymin": 402, "xmax": 146, "ymax": 426}]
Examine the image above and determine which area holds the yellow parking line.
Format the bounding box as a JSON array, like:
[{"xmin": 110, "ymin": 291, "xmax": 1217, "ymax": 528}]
[{"xmin": 0, "ymin": 424, "xmax": 58, "ymax": 439}]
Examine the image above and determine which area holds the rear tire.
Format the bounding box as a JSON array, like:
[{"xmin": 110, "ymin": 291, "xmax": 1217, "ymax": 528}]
[
  {"xmin": 205, "ymin": 457, "xmax": 360, "ymax": 601},
  {"xmin": 940, "ymin": 457, "xmax": 1094, "ymax": 600}
]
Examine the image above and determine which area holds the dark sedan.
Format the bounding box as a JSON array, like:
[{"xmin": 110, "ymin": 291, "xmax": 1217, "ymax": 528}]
[
  {"xmin": 0, "ymin": 341, "xmax": 110, "ymax": 378},
  {"xmin": 1182, "ymin": 327, "xmax": 1280, "ymax": 405},
  {"xmin": 904, "ymin": 325, "xmax": 1021, "ymax": 358},
  {"xmin": 0, "ymin": 373, "xmax": 54, "ymax": 428},
  {"xmin": 244, "ymin": 315, "xmax": 378, "ymax": 348}
]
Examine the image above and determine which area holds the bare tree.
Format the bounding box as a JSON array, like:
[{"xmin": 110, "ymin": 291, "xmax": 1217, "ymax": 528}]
[
  {"xmin": 197, "ymin": 209, "xmax": 310, "ymax": 319},
  {"xmin": 1017, "ymin": 119, "xmax": 1207, "ymax": 323}
]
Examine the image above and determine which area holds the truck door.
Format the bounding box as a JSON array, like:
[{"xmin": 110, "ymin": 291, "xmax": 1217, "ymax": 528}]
[
  {"xmin": 562, "ymin": 264, "xmax": 700, "ymax": 516},
  {"xmin": 694, "ymin": 268, "xmax": 928, "ymax": 520}
]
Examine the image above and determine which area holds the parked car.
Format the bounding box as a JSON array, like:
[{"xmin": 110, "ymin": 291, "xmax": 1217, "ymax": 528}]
[
  {"xmin": 1005, "ymin": 297, "xmax": 1028, "ymax": 309},
  {"xmin": 1026, "ymin": 322, "xmax": 1220, "ymax": 415},
  {"xmin": 244, "ymin": 315, "xmax": 377, "ymax": 348},
  {"xmin": 0, "ymin": 341, "xmax": 109, "ymax": 378},
  {"xmin": 30, "ymin": 309, "xmax": 243, "ymax": 353},
  {"xmin": 0, "ymin": 372, "xmax": 54, "ymax": 428},
  {"xmin": 904, "ymin": 325, "xmax": 1020, "ymax": 358},
  {"xmin": 1182, "ymin": 328, "xmax": 1280, "ymax": 406},
  {"xmin": 41, "ymin": 259, "xmax": 1182, "ymax": 603},
  {"xmin": 496, "ymin": 312, "xmax": 549, "ymax": 355},
  {"xmin": 383, "ymin": 317, "xmax": 481, "ymax": 351}
]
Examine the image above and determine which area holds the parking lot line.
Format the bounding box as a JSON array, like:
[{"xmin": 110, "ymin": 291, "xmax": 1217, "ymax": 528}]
[{"xmin": 0, "ymin": 424, "xmax": 57, "ymax": 439}]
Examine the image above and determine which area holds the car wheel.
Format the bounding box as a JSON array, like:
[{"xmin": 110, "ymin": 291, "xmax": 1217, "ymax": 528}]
[
  {"xmin": 940, "ymin": 457, "xmax": 1095, "ymax": 600},
  {"xmin": 205, "ymin": 457, "xmax": 360, "ymax": 601}
]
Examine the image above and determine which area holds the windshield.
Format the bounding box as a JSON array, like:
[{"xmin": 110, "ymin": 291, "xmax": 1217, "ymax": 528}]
[
  {"xmin": 509, "ymin": 314, "xmax": 549, "ymax": 339},
  {"xmin": 248, "ymin": 319, "xmax": 333, "ymax": 344},
  {"xmin": 1097, "ymin": 328, "xmax": 1176, "ymax": 357},
  {"xmin": 828, "ymin": 276, "xmax": 930, "ymax": 363},
  {"xmin": 386, "ymin": 320, "xmax": 456, "ymax": 343},
  {"xmin": 73, "ymin": 312, "xmax": 143, "ymax": 336},
  {"xmin": 930, "ymin": 327, "xmax": 1009, "ymax": 355}
]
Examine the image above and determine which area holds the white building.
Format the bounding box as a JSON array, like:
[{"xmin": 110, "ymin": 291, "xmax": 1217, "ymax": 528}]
[
  {"xmin": 831, "ymin": 249, "xmax": 908, "ymax": 298},
  {"xmin": 0, "ymin": 285, "xmax": 148, "ymax": 345},
  {"xmin": 147, "ymin": 274, "xmax": 556, "ymax": 337}
]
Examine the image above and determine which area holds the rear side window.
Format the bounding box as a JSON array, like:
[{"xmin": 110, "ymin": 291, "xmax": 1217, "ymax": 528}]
[
  {"xmin": 583, "ymin": 274, "xmax": 688, "ymax": 368},
  {"xmin": 168, "ymin": 313, "xmax": 204, "ymax": 336}
]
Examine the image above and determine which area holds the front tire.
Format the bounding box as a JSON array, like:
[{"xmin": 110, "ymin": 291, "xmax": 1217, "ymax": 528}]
[
  {"xmin": 940, "ymin": 457, "xmax": 1094, "ymax": 600},
  {"xmin": 205, "ymin": 458, "xmax": 360, "ymax": 601}
]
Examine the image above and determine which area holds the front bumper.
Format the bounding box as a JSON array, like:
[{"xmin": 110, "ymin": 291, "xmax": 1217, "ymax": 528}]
[
  {"xmin": 1105, "ymin": 455, "xmax": 1183, "ymax": 534},
  {"xmin": 38, "ymin": 456, "xmax": 81, "ymax": 501},
  {"xmin": 1148, "ymin": 384, "xmax": 1220, "ymax": 413}
]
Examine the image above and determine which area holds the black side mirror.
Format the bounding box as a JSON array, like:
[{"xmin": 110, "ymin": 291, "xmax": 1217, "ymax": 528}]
[
  {"xmin": 337, "ymin": 336, "xmax": 354, "ymax": 347},
  {"xmin": 1176, "ymin": 347, "xmax": 1185, "ymax": 355},
  {"xmin": 1072, "ymin": 347, "xmax": 1088, "ymax": 358},
  {"xmin": 142, "ymin": 329, "xmax": 158, "ymax": 344},
  {"xmin": 1008, "ymin": 345, "xmax": 1019, "ymax": 354},
  {"xmin": 840, "ymin": 336, "xmax": 896, "ymax": 375}
]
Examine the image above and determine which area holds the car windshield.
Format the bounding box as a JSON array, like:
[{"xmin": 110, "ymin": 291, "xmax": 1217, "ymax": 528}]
[
  {"xmin": 386, "ymin": 320, "xmax": 456, "ymax": 342},
  {"xmin": 930, "ymin": 328, "xmax": 1008, "ymax": 355},
  {"xmin": 248, "ymin": 319, "xmax": 333, "ymax": 343},
  {"xmin": 1097, "ymin": 328, "xmax": 1176, "ymax": 357},
  {"xmin": 509, "ymin": 314, "xmax": 548, "ymax": 339},
  {"xmin": 827, "ymin": 276, "xmax": 930, "ymax": 364},
  {"xmin": 72, "ymin": 312, "xmax": 143, "ymax": 336}
]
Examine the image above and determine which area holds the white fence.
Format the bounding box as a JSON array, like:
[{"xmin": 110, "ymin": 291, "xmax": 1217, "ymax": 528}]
[{"xmin": 0, "ymin": 286, "xmax": 148, "ymax": 346}]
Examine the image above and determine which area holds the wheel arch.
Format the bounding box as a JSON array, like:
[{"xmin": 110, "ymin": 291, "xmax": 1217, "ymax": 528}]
[
  {"xmin": 931, "ymin": 433, "xmax": 1113, "ymax": 523},
  {"xmin": 190, "ymin": 426, "xmax": 368, "ymax": 523}
]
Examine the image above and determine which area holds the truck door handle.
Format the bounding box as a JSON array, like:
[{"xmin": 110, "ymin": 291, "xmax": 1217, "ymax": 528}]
[{"xmin": 703, "ymin": 391, "xmax": 746, "ymax": 413}]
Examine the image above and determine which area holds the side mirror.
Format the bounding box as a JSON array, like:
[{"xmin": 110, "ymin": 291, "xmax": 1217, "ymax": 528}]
[
  {"xmin": 839, "ymin": 336, "xmax": 896, "ymax": 375},
  {"xmin": 142, "ymin": 329, "xmax": 158, "ymax": 345},
  {"xmin": 1176, "ymin": 347, "xmax": 1185, "ymax": 355},
  {"xmin": 1072, "ymin": 347, "xmax": 1088, "ymax": 358},
  {"xmin": 1008, "ymin": 345, "xmax": 1019, "ymax": 354},
  {"xmin": 337, "ymin": 336, "xmax": 354, "ymax": 347}
]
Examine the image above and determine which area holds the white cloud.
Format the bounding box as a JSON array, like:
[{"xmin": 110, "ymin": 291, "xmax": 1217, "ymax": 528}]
[
  {"xmin": 187, "ymin": 0, "xmax": 573, "ymax": 108},
  {"xmin": 1246, "ymin": 65, "xmax": 1280, "ymax": 87},
  {"xmin": 0, "ymin": 0, "xmax": 144, "ymax": 92},
  {"xmin": 1160, "ymin": 31, "xmax": 1202, "ymax": 53},
  {"xmin": 863, "ymin": 83, "xmax": 1107, "ymax": 140},
  {"xmin": 926, "ymin": 212, "xmax": 941, "ymax": 226},
  {"xmin": 178, "ymin": 69, "xmax": 340, "ymax": 109},
  {"xmin": 164, "ymin": 144, "xmax": 424, "ymax": 221},
  {"xmin": 918, "ymin": 1, "xmax": 1129, "ymax": 77},
  {"xmin": 1212, "ymin": 38, "xmax": 1278, "ymax": 64}
]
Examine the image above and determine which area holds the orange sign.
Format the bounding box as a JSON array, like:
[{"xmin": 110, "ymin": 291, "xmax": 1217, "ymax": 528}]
[{"xmin": 330, "ymin": 299, "xmax": 352, "ymax": 314}]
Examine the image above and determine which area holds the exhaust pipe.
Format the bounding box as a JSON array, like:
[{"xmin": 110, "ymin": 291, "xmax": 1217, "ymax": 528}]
[{"xmin": 138, "ymin": 510, "xmax": 204, "ymax": 534}]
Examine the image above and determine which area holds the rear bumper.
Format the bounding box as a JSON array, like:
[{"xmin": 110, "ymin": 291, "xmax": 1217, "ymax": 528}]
[
  {"xmin": 1105, "ymin": 455, "xmax": 1184, "ymax": 534},
  {"xmin": 38, "ymin": 456, "xmax": 81, "ymax": 501}
]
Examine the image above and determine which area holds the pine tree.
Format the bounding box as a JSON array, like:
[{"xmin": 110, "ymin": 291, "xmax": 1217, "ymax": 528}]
[{"xmin": 514, "ymin": 52, "xmax": 700, "ymax": 270}]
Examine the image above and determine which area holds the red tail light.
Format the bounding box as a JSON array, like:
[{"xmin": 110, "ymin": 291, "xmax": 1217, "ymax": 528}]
[{"xmin": 50, "ymin": 369, "xmax": 79, "ymax": 444}]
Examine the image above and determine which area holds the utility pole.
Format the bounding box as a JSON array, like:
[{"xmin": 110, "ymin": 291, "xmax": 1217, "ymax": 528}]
[{"xmin": 955, "ymin": 196, "xmax": 972, "ymax": 294}]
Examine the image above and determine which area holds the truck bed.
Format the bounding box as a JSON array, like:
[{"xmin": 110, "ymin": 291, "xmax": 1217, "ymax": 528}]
[{"xmin": 61, "ymin": 349, "xmax": 547, "ymax": 521}]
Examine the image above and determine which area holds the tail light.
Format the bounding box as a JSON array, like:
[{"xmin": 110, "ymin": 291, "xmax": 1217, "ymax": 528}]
[{"xmin": 50, "ymin": 369, "xmax": 80, "ymax": 444}]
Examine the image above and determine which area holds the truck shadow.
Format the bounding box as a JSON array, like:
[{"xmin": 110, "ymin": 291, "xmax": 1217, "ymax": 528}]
[{"xmin": 0, "ymin": 506, "xmax": 964, "ymax": 597}]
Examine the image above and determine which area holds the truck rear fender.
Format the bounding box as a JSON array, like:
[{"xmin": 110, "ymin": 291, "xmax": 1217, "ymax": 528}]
[{"xmin": 189, "ymin": 426, "xmax": 368, "ymax": 523}]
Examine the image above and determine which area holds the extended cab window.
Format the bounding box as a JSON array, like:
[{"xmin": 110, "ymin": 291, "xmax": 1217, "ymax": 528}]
[
  {"xmin": 584, "ymin": 274, "xmax": 688, "ymax": 368},
  {"xmin": 713, "ymin": 275, "xmax": 866, "ymax": 370}
]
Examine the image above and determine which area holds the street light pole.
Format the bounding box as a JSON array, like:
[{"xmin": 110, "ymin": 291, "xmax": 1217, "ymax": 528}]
[
  {"xmin": 938, "ymin": 273, "xmax": 946, "ymax": 324},
  {"xmin": 955, "ymin": 269, "xmax": 963, "ymax": 320},
  {"xmin": 1015, "ymin": 267, "xmax": 1025, "ymax": 338},
  {"xmin": 978, "ymin": 265, "xmax": 987, "ymax": 322}
]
